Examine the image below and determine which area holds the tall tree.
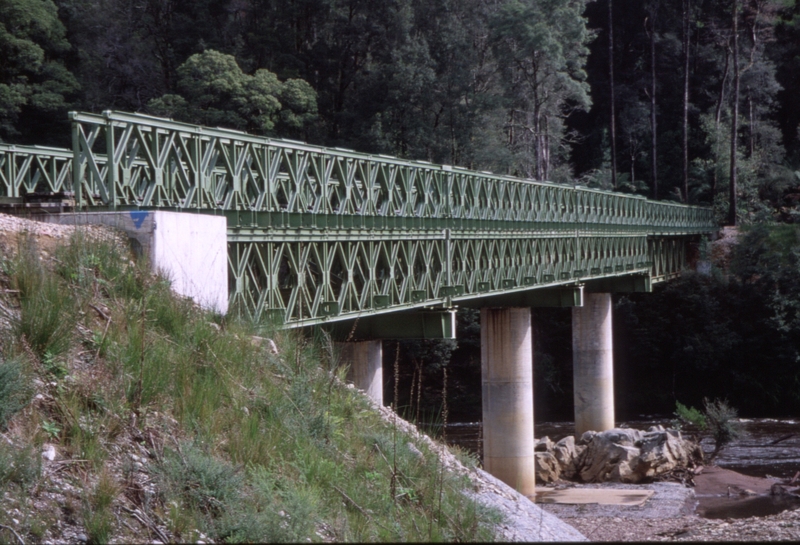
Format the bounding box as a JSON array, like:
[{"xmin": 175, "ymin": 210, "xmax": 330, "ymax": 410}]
[
  {"xmin": 491, "ymin": 0, "xmax": 592, "ymax": 181},
  {"xmin": 730, "ymin": 0, "xmax": 740, "ymax": 225},
  {"xmin": 0, "ymin": 0, "xmax": 78, "ymax": 144},
  {"xmin": 682, "ymin": 0, "xmax": 691, "ymax": 201},
  {"xmin": 646, "ymin": 0, "xmax": 660, "ymax": 199},
  {"xmin": 608, "ymin": 0, "xmax": 618, "ymax": 188}
]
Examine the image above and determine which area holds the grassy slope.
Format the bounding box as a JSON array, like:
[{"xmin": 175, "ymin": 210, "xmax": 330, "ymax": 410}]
[{"xmin": 0, "ymin": 229, "xmax": 499, "ymax": 543}]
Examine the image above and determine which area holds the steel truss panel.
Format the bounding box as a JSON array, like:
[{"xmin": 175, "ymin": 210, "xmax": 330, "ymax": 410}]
[
  {"xmin": 227, "ymin": 232, "xmax": 683, "ymax": 327},
  {"xmin": 0, "ymin": 144, "xmax": 74, "ymax": 197},
  {"xmin": 0, "ymin": 112, "xmax": 717, "ymax": 327},
  {"xmin": 65, "ymin": 111, "xmax": 715, "ymax": 235}
]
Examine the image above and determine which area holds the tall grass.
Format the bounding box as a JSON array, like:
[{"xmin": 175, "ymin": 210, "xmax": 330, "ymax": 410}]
[
  {"xmin": 0, "ymin": 228, "xmax": 500, "ymax": 543},
  {"xmin": 0, "ymin": 358, "xmax": 31, "ymax": 430}
]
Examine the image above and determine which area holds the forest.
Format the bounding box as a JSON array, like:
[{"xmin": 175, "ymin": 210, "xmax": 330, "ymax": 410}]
[{"xmin": 2, "ymin": 0, "xmax": 800, "ymax": 421}]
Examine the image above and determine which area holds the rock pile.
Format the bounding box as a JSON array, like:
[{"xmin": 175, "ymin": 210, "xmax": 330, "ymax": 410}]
[{"xmin": 534, "ymin": 426, "xmax": 704, "ymax": 484}]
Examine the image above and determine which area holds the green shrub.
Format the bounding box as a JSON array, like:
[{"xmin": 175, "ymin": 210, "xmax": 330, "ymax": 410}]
[
  {"xmin": 0, "ymin": 358, "xmax": 32, "ymax": 429},
  {"xmin": 673, "ymin": 400, "xmax": 707, "ymax": 431},
  {"xmin": 0, "ymin": 443, "xmax": 41, "ymax": 490},
  {"xmin": 157, "ymin": 443, "xmax": 243, "ymax": 520},
  {"xmin": 673, "ymin": 398, "xmax": 743, "ymax": 460},
  {"xmin": 703, "ymin": 397, "xmax": 743, "ymax": 459}
]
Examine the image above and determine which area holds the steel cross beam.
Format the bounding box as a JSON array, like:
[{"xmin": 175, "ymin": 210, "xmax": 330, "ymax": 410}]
[{"xmin": 0, "ymin": 111, "xmax": 718, "ymax": 327}]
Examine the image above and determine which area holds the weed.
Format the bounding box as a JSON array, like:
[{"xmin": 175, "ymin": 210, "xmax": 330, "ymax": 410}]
[
  {"xmin": 0, "ymin": 358, "xmax": 31, "ymax": 430},
  {"xmin": 0, "ymin": 443, "xmax": 41, "ymax": 490},
  {"xmin": 156, "ymin": 442, "xmax": 243, "ymax": 533},
  {"xmin": 41, "ymin": 420, "xmax": 61, "ymax": 440},
  {"xmin": 42, "ymin": 351, "xmax": 68, "ymax": 379},
  {"xmin": 82, "ymin": 468, "xmax": 119, "ymax": 544}
]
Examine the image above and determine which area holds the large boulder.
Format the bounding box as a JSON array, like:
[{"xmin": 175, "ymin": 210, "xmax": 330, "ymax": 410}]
[
  {"xmin": 534, "ymin": 451, "xmax": 561, "ymax": 483},
  {"xmin": 532, "ymin": 427, "xmax": 700, "ymax": 484},
  {"xmin": 634, "ymin": 429, "xmax": 696, "ymax": 479},
  {"xmin": 578, "ymin": 428, "xmax": 643, "ymax": 483},
  {"xmin": 553, "ymin": 436, "xmax": 584, "ymax": 480}
]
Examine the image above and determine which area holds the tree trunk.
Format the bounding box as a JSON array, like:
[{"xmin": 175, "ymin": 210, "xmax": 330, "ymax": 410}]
[
  {"xmin": 729, "ymin": 0, "xmax": 739, "ymax": 226},
  {"xmin": 748, "ymin": 93, "xmax": 755, "ymax": 157},
  {"xmin": 682, "ymin": 0, "xmax": 691, "ymax": 202},
  {"xmin": 609, "ymin": 0, "xmax": 618, "ymax": 188},
  {"xmin": 712, "ymin": 48, "xmax": 730, "ymax": 201},
  {"xmin": 648, "ymin": 5, "xmax": 659, "ymax": 200}
]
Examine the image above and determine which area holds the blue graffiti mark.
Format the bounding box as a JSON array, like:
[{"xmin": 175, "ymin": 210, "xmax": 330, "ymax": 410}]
[{"xmin": 130, "ymin": 211, "xmax": 149, "ymax": 229}]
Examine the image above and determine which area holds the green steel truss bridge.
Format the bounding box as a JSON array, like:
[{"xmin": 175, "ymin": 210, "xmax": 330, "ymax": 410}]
[{"xmin": 1, "ymin": 111, "xmax": 717, "ymax": 329}]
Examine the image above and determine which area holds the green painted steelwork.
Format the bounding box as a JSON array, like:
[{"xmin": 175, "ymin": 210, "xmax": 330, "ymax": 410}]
[
  {"xmin": 323, "ymin": 310, "xmax": 457, "ymax": 340},
  {"xmin": 0, "ymin": 111, "xmax": 718, "ymax": 327}
]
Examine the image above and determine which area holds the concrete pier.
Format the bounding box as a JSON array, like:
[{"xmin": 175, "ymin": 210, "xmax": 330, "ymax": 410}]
[
  {"xmin": 338, "ymin": 340, "xmax": 383, "ymax": 404},
  {"xmin": 481, "ymin": 307, "xmax": 536, "ymax": 497},
  {"xmin": 572, "ymin": 292, "xmax": 615, "ymax": 435}
]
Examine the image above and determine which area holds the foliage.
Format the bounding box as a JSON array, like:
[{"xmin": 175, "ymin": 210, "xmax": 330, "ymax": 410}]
[
  {"xmin": 0, "ymin": 358, "xmax": 31, "ymax": 430},
  {"xmin": 0, "ymin": 0, "xmax": 78, "ymax": 143},
  {"xmin": 147, "ymin": 50, "xmax": 317, "ymax": 137},
  {"xmin": 490, "ymin": 0, "xmax": 593, "ymax": 180},
  {"xmin": 702, "ymin": 397, "xmax": 743, "ymax": 459},
  {"xmin": 4, "ymin": 236, "xmax": 76, "ymax": 359},
  {"xmin": 0, "ymin": 0, "xmax": 786, "ymax": 197},
  {"xmin": 673, "ymin": 398, "xmax": 742, "ymax": 460},
  {"xmin": 673, "ymin": 400, "xmax": 707, "ymax": 431},
  {"xmin": 82, "ymin": 468, "xmax": 119, "ymax": 543},
  {"xmin": 0, "ymin": 443, "xmax": 40, "ymax": 490},
  {"xmin": 617, "ymin": 223, "xmax": 800, "ymax": 418}
]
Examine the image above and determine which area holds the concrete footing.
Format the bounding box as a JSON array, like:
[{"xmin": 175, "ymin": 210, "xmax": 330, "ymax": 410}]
[
  {"xmin": 572, "ymin": 292, "xmax": 615, "ymax": 435},
  {"xmin": 481, "ymin": 307, "xmax": 536, "ymax": 497},
  {"xmin": 337, "ymin": 340, "xmax": 383, "ymax": 404}
]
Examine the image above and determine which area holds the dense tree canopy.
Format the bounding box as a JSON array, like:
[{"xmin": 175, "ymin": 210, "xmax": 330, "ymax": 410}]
[
  {"xmin": 147, "ymin": 50, "xmax": 317, "ymax": 136},
  {"xmin": 0, "ymin": 0, "xmax": 78, "ymax": 143}
]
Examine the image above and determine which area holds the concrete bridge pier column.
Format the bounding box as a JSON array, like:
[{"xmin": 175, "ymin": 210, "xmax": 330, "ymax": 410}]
[
  {"xmin": 337, "ymin": 340, "xmax": 383, "ymax": 405},
  {"xmin": 481, "ymin": 307, "xmax": 536, "ymax": 498},
  {"xmin": 572, "ymin": 292, "xmax": 615, "ymax": 435}
]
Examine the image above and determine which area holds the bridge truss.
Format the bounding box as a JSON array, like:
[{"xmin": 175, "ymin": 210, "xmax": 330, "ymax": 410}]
[{"xmin": 0, "ymin": 111, "xmax": 716, "ymax": 327}]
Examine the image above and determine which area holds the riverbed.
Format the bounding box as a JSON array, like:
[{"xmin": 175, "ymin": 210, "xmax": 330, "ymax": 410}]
[
  {"xmin": 444, "ymin": 418, "xmax": 800, "ymax": 479},
  {"xmin": 442, "ymin": 418, "xmax": 800, "ymax": 519}
]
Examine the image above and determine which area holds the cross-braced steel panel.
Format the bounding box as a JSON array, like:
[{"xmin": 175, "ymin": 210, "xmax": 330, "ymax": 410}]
[
  {"xmin": 0, "ymin": 144, "xmax": 74, "ymax": 197},
  {"xmin": 0, "ymin": 111, "xmax": 718, "ymax": 326},
  {"xmin": 227, "ymin": 230, "xmax": 672, "ymax": 326},
  {"xmin": 67, "ymin": 111, "xmax": 715, "ymax": 235}
]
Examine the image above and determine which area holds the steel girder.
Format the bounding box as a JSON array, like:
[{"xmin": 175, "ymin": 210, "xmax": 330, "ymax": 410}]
[{"xmin": 0, "ymin": 111, "xmax": 717, "ymax": 327}]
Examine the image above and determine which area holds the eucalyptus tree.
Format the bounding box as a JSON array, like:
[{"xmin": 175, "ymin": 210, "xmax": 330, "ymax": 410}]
[
  {"xmin": 0, "ymin": 0, "xmax": 78, "ymax": 143},
  {"xmin": 147, "ymin": 50, "xmax": 318, "ymax": 137},
  {"xmin": 490, "ymin": 0, "xmax": 593, "ymax": 181}
]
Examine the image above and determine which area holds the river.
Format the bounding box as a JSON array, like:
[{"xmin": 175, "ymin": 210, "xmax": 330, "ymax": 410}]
[
  {"xmin": 443, "ymin": 418, "xmax": 800, "ymax": 480},
  {"xmin": 441, "ymin": 418, "xmax": 800, "ymax": 518}
]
